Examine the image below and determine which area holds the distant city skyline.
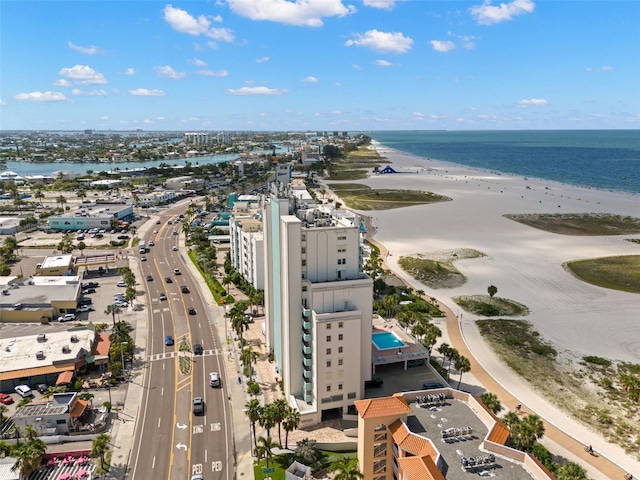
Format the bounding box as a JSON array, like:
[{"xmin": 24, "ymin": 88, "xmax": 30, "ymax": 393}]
[{"xmin": 1, "ymin": 0, "xmax": 639, "ymax": 131}]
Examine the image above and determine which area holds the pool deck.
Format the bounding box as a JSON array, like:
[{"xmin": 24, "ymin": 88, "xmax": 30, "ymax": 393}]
[{"xmin": 372, "ymin": 316, "xmax": 430, "ymax": 367}]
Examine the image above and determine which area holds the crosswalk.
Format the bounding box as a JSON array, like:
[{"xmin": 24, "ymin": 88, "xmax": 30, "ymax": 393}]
[{"xmin": 147, "ymin": 348, "xmax": 221, "ymax": 362}]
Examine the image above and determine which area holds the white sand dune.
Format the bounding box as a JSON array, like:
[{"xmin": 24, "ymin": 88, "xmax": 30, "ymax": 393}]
[{"xmin": 341, "ymin": 143, "xmax": 640, "ymax": 363}]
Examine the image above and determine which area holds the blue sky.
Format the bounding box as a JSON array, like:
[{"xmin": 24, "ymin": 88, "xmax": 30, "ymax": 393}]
[{"xmin": 1, "ymin": 0, "xmax": 638, "ymax": 131}]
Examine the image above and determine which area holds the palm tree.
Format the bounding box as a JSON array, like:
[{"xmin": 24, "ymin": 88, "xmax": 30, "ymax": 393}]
[
  {"xmin": 0, "ymin": 405, "xmax": 7, "ymax": 423},
  {"xmin": 57, "ymin": 195, "xmax": 67, "ymax": 209},
  {"xmin": 41, "ymin": 385, "xmax": 67, "ymax": 399},
  {"xmin": 454, "ymin": 355, "xmax": 471, "ymax": 388},
  {"xmin": 125, "ymin": 286, "xmax": 136, "ymax": 306},
  {"xmin": 104, "ymin": 304, "xmax": 122, "ymax": 327},
  {"xmin": 487, "ymin": 285, "xmax": 498, "ymax": 303},
  {"xmin": 256, "ymin": 436, "xmax": 279, "ymax": 468},
  {"xmin": 329, "ymin": 457, "xmax": 364, "ymax": 480},
  {"xmin": 245, "ymin": 399, "xmax": 262, "ymax": 450},
  {"xmin": 78, "ymin": 392, "xmax": 95, "ymax": 408},
  {"xmin": 11, "ymin": 436, "xmax": 47, "ymax": 478},
  {"xmin": 271, "ymin": 398, "xmax": 289, "ymax": 445},
  {"xmin": 437, "ymin": 343, "xmax": 451, "ymax": 367},
  {"xmin": 33, "ymin": 188, "xmax": 45, "ymax": 206},
  {"xmin": 556, "ymin": 462, "xmax": 588, "ymax": 480},
  {"xmin": 57, "ymin": 234, "xmax": 74, "ymax": 254},
  {"xmin": 479, "ymin": 392, "xmax": 502, "ymax": 415},
  {"xmin": 258, "ymin": 403, "xmax": 277, "ymax": 438},
  {"xmin": 223, "ymin": 274, "xmax": 232, "ymax": 296},
  {"xmin": 90, "ymin": 433, "xmax": 111, "ymax": 469},
  {"xmin": 240, "ymin": 347, "xmax": 258, "ymax": 379},
  {"xmin": 501, "ymin": 411, "xmax": 520, "ymax": 430},
  {"xmin": 421, "ymin": 323, "xmax": 442, "ymax": 358},
  {"xmin": 282, "ymin": 407, "xmax": 300, "ymax": 449},
  {"xmin": 231, "ymin": 312, "xmax": 250, "ymax": 341},
  {"xmin": 295, "ymin": 438, "xmax": 319, "ymax": 464},
  {"xmin": 511, "ymin": 414, "xmax": 545, "ymax": 452},
  {"xmin": 446, "ymin": 348, "xmax": 460, "ymax": 380},
  {"xmin": 77, "ymin": 241, "xmax": 86, "ymax": 256}
]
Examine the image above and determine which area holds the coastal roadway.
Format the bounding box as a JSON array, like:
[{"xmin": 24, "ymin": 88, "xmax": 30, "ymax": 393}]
[{"xmin": 128, "ymin": 205, "xmax": 233, "ymax": 480}]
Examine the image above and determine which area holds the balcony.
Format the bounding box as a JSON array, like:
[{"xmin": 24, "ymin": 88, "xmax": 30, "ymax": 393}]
[
  {"xmin": 302, "ymin": 319, "xmax": 311, "ymax": 330},
  {"xmin": 302, "ymin": 305, "xmax": 311, "ymax": 318},
  {"xmin": 303, "ymin": 345, "xmax": 312, "ymax": 355},
  {"xmin": 303, "ymin": 369, "xmax": 312, "ymax": 380},
  {"xmin": 304, "ymin": 381, "xmax": 312, "ymax": 391},
  {"xmin": 304, "ymin": 393, "xmax": 313, "ymax": 403},
  {"xmin": 303, "ymin": 357, "xmax": 312, "ymax": 367},
  {"xmin": 302, "ymin": 333, "xmax": 312, "ymax": 343}
]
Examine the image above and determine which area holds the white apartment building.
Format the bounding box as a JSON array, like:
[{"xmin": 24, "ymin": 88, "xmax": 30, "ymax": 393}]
[
  {"xmin": 230, "ymin": 214, "xmax": 265, "ymax": 291},
  {"xmin": 264, "ymin": 184, "xmax": 373, "ymax": 427},
  {"xmin": 184, "ymin": 132, "xmax": 210, "ymax": 145}
]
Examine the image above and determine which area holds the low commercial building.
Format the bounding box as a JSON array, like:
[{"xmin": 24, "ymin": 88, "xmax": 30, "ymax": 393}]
[
  {"xmin": 13, "ymin": 392, "xmax": 89, "ymax": 436},
  {"xmin": 36, "ymin": 254, "xmax": 75, "ymax": 276},
  {"xmin": 47, "ymin": 202, "xmax": 134, "ymax": 231},
  {"xmin": 165, "ymin": 176, "xmax": 204, "ymax": 190},
  {"xmin": 137, "ymin": 189, "xmax": 192, "ymax": 207},
  {"xmin": 0, "ymin": 217, "xmax": 21, "ymax": 235},
  {"xmin": 0, "ymin": 275, "xmax": 81, "ymax": 323}
]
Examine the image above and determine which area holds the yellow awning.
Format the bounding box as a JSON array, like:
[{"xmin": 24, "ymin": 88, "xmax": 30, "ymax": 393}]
[{"xmin": 0, "ymin": 364, "xmax": 74, "ymax": 382}]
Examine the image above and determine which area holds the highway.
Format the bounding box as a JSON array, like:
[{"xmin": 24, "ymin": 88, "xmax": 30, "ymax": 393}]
[{"xmin": 129, "ymin": 204, "xmax": 233, "ymax": 480}]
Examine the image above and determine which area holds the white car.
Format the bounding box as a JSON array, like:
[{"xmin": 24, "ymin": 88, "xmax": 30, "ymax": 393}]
[
  {"xmin": 58, "ymin": 313, "xmax": 76, "ymax": 322},
  {"xmin": 140, "ymin": 256, "xmax": 147, "ymax": 261},
  {"xmin": 153, "ymin": 230, "xmax": 158, "ymax": 234},
  {"xmin": 117, "ymin": 281, "xmax": 127, "ymax": 287},
  {"xmin": 172, "ymin": 246, "xmax": 178, "ymax": 251},
  {"xmin": 76, "ymin": 305, "xmax": 94, "ymax": 313},
  {"xmin": 114, "ymin": 301, "xmax": 129, "ymax": 308},
  {"xmin": 148, "ymin": 241, "xmax": 155, "ymax": 246},
  {"xmin": 14, "ymin": 385, "xmax": 32, "ymax": 398}
]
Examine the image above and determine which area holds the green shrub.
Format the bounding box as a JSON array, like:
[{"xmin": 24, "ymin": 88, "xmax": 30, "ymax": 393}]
[{"xmin": 583, "ymin": 355, "xmax": 612, "ymax": 367}]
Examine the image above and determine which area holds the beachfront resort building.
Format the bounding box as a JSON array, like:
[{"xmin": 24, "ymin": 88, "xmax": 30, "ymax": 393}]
[
  {"xmin": 229, "ymin": 201, "xmax": 265, "ymax": 291},
  {"xmin": 263, "ymin": 182, "xmax": 373, "ymax": 427}
]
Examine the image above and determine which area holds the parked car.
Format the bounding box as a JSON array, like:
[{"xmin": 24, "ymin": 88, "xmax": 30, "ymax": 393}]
[
  {"xmin": 193, "ymin": 344, "xmax": 203, "ymax": 355},
  {"xmin": 209, "ymin": 372, "xmax": 220, "ymax": 387},
  {"xmin": 165, "ymin": 335, "xmax": 174, "ymax": 346},
  {"xmin": 117, "ymin": 235, "xmax": 130, "ymax": 240},
  {"xmin": 0, "ymin": 393, "xmax": 14, "ymax": 405},
  {"xmin": 181, "ymin": 285, "xmax": 190, "ymax": 293},
  {"xmin": 192, "ymin": 397, "xmax": 204, "ymax": 415},
  {"xmin": 36, "ymin": 384, "xmax": 48, "ymax": 394},
  {"xmin": 407, "ymin": 359, "xmax": 424, "ymax": 368},
  {"xmin": 423, "ymin": 381, "xmax": 445, "ymax": 390},
  {"xmin": 117, "ymin": 281, "xmax": 127, "ymax": 287},
  {"xmin": 78, "ymin": 298, "xmax": 93, "ymax": 306},
  {"xmin": 114, "ymin": 301, "xmax": 128, "ymax": 307},
  {"xmin": 14, "ymin": 385, "xmax": 32, "ymax": 398},
  {"xmin": 82, "ymin": 288, "xmax": 96, "ymax": 294},
  {"xmin": 188, "ymin": 307, "xmax": 196, "ymax": 315},
  {"xmin": 76, "ymin": 305, "xmax": 94, "ymax": 313},
  {"xmin": 58, "ymin": 313, "xmax": 76, "ymax": 322},
  {"xmin": 165, "ymin": 277, "xmax": 173, "ymax": 283},
  {"xmin": 159, "ymin": 293, "xmax": 167, "ymax": 301},
  {"xmin": 82, "ymin": 282, "xmax": 98, "ymax": 289}
]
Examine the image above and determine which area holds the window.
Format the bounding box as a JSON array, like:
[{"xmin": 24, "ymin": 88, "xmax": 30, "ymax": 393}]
[
  {"xmin": 337, "ymin": 258, "xmax": 345, "ymax": 265},
  {"xmin": 338, "ymin": 235, "xmax": 346, "ymax": 240},
  {"xmin": 326, "ymin": 348, "xmax": 331, "ymax": 355},
  {"xmin": 338, "ymin": 322, "xmax": 344, "ymax": 328},
  {"xmin": 326, "ymin": 335, "xmax": 331, "ymax": 342},
  {"xmin": 338, "ymin": 334, "xmax": 343, "ymax": 341},
  {"xmin": 327, "ymin": 385, "xmax": 332, "ymax": 392},
  {"xmin": 301, "ymin": 247, "xmax": 306, "ymax": 254},
  {"xmin": 326, "ymin": 323, "xmax": 331, "ymax": 330},
  {"xmin": 301, "ymin": 260, "xmax": 306, "ymax": 267},
  {"xmin": 338, "ymin": 359, "xmax": 343, "ymax": 366},
  {"xmin": 326, "ymin": 360, "xmax": 331, "ymax": 368},
  {"xmin": 338, "ymin": 383, "xmax": 343, "ymax": 390},
  {"xmin": 302, "ymin": 286, "xmax": 307, "ymax": 292},
  {"xmin": 338, "ymin": 346, "xmax": 343, "ymax": 353},
  {"xmin": 301, "ymin": 234, "xmax": 306, "ymax": 241},
  {"xmin": 338, "ymin": 247, "xmax": 346, "ymax": 253}
]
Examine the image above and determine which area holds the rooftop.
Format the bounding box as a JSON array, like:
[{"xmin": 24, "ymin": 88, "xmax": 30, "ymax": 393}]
[{"xmin": 40, "ymin": 254, "xmax": 74, "ymax": 269}]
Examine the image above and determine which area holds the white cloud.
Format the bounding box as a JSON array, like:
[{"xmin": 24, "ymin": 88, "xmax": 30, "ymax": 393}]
[
  {"xmin": 363, "ymin": 0, "xmax": 402, "ymax": 10},
  {"xmin": 195, "ymin": 69, "xmax": 229, "ymax": 77},
  {"xmin": 345, "ymin": 29, "xmax": 413, "ymax": 54},
  {"xmin": 470, "ymin": 0, "xmax": 535, "ymax": 26},
  {"xmin": 352, "ymin": 64, "xmax": 363, "ymax": 70},
  {"xmin": 334, "ymin": 82, "xmax": 342, "ymax": 87},
  {"xmin": 303, "ymin": 76, "xmax": 319, "ymax": 83},
  {"xmin": 124, "ymin": 68, "xmax": 135, "ymax": 75},
  {"xmin": 53, "ymin": 79, "xmax": 72, "ymax": 87},
  {"xmin": 67, "ymin": 41, "xmax": 104, "ymax": 55},
  {"xmin": 0, "ymin": 98, "xmax": 7, "ymax": 106},
  {"xmin": 129, "ymin": 89, "xmax": 166, "ymax": 96},
  {"xmin": 430, "ymin": 40, "xmax": 456, "ymax": 52},
  {"xmin": 163, "ymin": 5, "xmax": 234, "ymax": 42},
  {"xmin": 585, "ymin": 65, "xmax": 613, "ymax": 73},
  {"xmin": 256, "ymin": 57, "xmax": 270, "ymax": 63},
  {"xmin": 518, "ymin": 98, "xmax": 548, "ymax": 107},
  {"xmin": 227, "ymin": 86, "xmax": 288, "ymax": 96},
  {"xmin": 144, "ymin": 119, "xmax": 154, "ymax": 124},
  {"xmin": 413, "ymin": 112, "xmax": 425, "ymax": 119},
  {"xmin": 71, "ymin": 89, "xmax": 107, "ymax": 96},
  {"xmin": 226, "ymin": 0, "xmax": 356, "ymax": 27},
  {"xmin": 14, "ymin": 91, "xmax": 68, "ymax": 102},
  {"xmin": 100, "ymin": 116, "xmax": 108, "ymax": 120},
  {"xmin": 155, "ymin": 65, "xmax": 186, "ymax": 80},
  {"xmin": 374, "ymin": 59, "xmax": 394, "ymax": 67},
  {"xmin": 189, "ymin": 58, "xmax": 207, "ymax": 67},
  {"xmin": 460, "ymin": 35, "xmax": 477, "ymax": 49},
  {"xmin": 58, "ymin": 65, "xmax": 107, "ymax": 85}
]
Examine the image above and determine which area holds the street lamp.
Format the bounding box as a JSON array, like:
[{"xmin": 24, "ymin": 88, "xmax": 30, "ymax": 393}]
[{"xmin": 120, "ymin": 342, "xmax": 128, "ymax": 380}]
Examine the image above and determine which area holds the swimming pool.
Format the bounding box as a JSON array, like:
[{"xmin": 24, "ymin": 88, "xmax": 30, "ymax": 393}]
[{"xmin": 372, "ymin": 331, "xmax": 406, "ymax": 351}]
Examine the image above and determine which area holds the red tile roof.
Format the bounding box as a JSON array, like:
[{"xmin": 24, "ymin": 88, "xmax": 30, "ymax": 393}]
[{"xmin": 355, "ymin": 396, "xmax": 412, "ymax": 418}]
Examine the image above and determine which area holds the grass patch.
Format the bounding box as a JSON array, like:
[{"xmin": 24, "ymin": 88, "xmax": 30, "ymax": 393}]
[
  {"xmin": 503, "ymin": 213, "xmax": 640, "ymax": 236},
  {"xmin": 454, "ymin": 295, "xmax": 529, "ymax": 317},
  {"xmin": 564, "ymin": 255, "xmax": 640, "ymax": 293},
  {"xmin": 327, "ymin": 182, "xmax": 450, "ymax": 211},
  {"xmin": 477, "ymin": 319, "xmax": 640, "ymax": 458},
  {"xmin": 398, "ymin": 249, "xmax": 483, "ymax": 289},
  {"xmin": 187, "ymin": 250, "xmax": 231, "ymax": 305},
  {"xmin": 326, "ymin": 145, "xmax": 383, "ymax": 181}
]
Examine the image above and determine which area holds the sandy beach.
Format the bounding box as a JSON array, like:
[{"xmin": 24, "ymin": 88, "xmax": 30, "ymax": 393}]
[{"xmin": 357, "ymin": 143, "xmax": 640, "ymax": 364}]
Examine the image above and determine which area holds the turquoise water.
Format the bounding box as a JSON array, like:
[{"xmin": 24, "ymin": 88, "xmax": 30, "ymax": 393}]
[
  {"xmin": 369, "ymin": 130, "xmax": 640, "ymax": 194},
  {"xmin": 372, "ymin": 332, "xmax": 405, "ymax": 351}
]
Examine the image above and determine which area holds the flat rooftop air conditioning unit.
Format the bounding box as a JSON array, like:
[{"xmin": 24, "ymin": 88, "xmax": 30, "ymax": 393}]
[{"xmin": 36, "ymin": 351, "xmax": 45, "ymax": 360}]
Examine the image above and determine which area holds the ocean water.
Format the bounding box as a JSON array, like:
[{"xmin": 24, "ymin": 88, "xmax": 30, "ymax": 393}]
[{"xmin": 369, "ymin": 130, "xmax": 640, "ymax": 195}]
